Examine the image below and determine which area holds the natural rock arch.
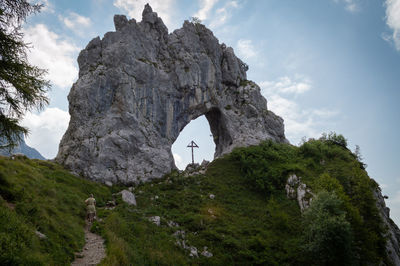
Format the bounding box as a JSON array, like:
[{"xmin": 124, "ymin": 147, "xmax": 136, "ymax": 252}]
[{"xmin": 56, "ymin": 4, "xmax": 287, "ymax": 184}]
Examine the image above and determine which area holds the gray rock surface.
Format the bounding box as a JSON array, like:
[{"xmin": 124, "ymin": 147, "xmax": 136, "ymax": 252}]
[
  {"xmin": 373, "ymin": 187, "xmax": 400, "ymax": 265},
  {"xmin": 35, "ymin": 230, "xmax": 47, "ymax": 239},
  {"xmin": 148, "ymin": 216, "xmax": 161, "ymax": 226},
  {"xmin": 285, "ymin": 174, "xmax": 314, "ymax": 211},
  {"xmin": 173, "ymin": 230, "xmax": 199, "ymax": 258},
  {"xmin": 120, "ymin": 189, "xmax": 136, "ymax": 206},
  {"xmin": 201, "ymin": 247, "xmax": 213, "ymax": 258},
  {"xmin": 56, "ymin": 4, "xmax": 287, "ymax": 184}
]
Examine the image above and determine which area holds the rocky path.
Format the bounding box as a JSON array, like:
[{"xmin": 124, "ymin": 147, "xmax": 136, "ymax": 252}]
[{"xmin": 71, "ymin": 223, "xmax": 106, "ymax": 266}]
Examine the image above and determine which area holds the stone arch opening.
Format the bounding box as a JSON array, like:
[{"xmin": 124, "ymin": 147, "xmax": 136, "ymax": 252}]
[
  {"xmin": 205, "ymin": 107, "xmax": 233, "ymax": 157},
  {"xmin": 171, "ymin": 106, "xmax": 234, "ymax": 170},
  {"xmin": 171, "ymin": 115, "xmax": 215, "ymax": 170}
]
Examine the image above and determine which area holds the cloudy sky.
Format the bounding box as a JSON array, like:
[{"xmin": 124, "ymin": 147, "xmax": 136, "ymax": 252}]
[{"xmin": 22, "ymin": 0, "xmax": 400, "ymax": 224}]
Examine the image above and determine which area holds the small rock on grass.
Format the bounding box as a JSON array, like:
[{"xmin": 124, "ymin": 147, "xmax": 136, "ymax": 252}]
[
  {"xmin": 121, "ymin": 190, "xmax": 136, "ymax": 206},
  {"xmin": 148, "ymin": 216, "xmax": 161, "ymax": 226},
  {"xmin": 35, "ymin": 231, "xmax": 47, "ymax": 239}
]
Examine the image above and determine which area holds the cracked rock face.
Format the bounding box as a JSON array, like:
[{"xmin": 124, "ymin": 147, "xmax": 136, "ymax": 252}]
[
  {"xmin": 56, "ymin": 4, "xmax": 287, "ymax": 184},
  {"xmin": 373, "ymin": 187, "xmax": 400, "ymax": 265}
]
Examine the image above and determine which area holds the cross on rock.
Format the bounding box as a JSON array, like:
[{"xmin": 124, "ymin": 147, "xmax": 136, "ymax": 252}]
[{"xmin": 187, "ymin": 140, "xmax": 199, "ymax": 164}]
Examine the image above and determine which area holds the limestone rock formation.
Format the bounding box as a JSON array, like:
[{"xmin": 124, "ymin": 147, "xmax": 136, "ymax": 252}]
[
  {"xmin": 285, "ymin": 174, "xmax": 314, "ymax": 211},
  {"xmin": 373, "ymin": 187, "xmax": 400, "ymax": 265},
  {"xmin": 56, "ymin": 4, "xmax": 287, "ymax": 184}
]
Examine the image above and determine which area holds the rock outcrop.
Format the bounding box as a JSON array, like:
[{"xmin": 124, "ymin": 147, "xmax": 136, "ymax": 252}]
[
  {"xmin": 373, "ymin": 187, "xmax": 400, "ymax": 265},
  {"xmin": 285, "ymin": 174, "xmax": 314, "ymax": 211},
  {"xmin": 56, "ymin": 4, "xmax": 287, "ymax": 184}
]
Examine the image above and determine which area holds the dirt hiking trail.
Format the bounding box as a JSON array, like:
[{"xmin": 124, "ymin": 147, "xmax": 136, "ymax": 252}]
[{"xmin": 71, "ymin": 222, "xmax": 106, "ymax": 266}]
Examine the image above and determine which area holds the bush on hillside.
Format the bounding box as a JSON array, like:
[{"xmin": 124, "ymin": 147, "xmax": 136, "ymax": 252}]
[{"xmin": 302, "ymin": 191, "xmax": 354, "ymax": 265}]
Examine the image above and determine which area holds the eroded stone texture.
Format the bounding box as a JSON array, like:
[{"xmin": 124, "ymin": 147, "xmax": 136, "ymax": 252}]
[
  {"xmin": 373, "ymin": 187, "xmax": 400, "ymax": 265},
  {"xmin": 56, "ymin": 4, "xmax": 287, "ymax": 184},
  {"xmin": 285, "ymin": 174, "xmax": 314, "ymax": 211}
]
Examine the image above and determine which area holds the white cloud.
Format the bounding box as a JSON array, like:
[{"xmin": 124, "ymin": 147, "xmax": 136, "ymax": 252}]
[
  {"xmin": 194, "ymin": 0, "xmax": 219, "ymax": 21},
  {"xmin": 209, "ymin": 1, "xmax": 239, "ymax": 28},
  {"xmin": 23, "ymin": 24, "xmax": 79, "ymax": 89},
  {"xmin": 261, "ymin": 76, "xmax": 311, "ymax": 95},
  {"xmin": 59, "ymin": 12, "xmax": 92, "ymax": 36},
  {"xmin": 344, "ymin": 0, "xmax": 358, "ymax": 12},
  {"xmin": 113, "ymin": 0, "xmax": 176, "ymax": 30},
  {"xmin": 173, "ymin": 153, "xmax": 186, "ymax": 169},
  {"xmin": 23, "ymin": 24, "xmax": 79, "ymax": 88},
  {"xmin": 22, "ymin": 108, "xmax": 70, "ymax": 159},
  {"xmin": 236, "ymin": 39, "xmax": 257, "ymax": 60},
  {"xmin": 259, "ymin": 76, "xmax": 338, "ymax": 145},
  {"xmin": 333, "ymin": 0, "xmax": 359, "ymax": 13},
  {"xmin": 384, "ymin": 0, "xmax": 400, "ymax": 51}
]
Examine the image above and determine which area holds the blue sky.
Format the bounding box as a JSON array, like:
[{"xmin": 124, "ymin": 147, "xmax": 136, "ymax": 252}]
[{"xmin": 22, "ymin": 0, "xmax": 400, "ymax": 224}]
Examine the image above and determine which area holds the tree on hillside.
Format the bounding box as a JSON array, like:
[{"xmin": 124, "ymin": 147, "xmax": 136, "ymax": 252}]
[
  {"xmin": 302, "ymin": 191, "xmax": 354, "ymax": 265},
  {"xmin": 0, "ymin": 0, "xmax": 50, "ymax": 149}
]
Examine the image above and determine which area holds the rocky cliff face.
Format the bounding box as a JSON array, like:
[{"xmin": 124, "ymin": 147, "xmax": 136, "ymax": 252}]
[
  {"xmin": 56, "ymin": 4, "xmax": 286, "ymax": 184},
  {"xmin": 374, "ymin": 187, "xmax": 400, "ymax": 265}
]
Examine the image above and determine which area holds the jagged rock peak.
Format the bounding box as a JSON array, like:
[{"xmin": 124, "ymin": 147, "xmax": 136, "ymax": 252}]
[{"xmin": 56, "ymin": 4, "xmax": 287, "ymax": 184}]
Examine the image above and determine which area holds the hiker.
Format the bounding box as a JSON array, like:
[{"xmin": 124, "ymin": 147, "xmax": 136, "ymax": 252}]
[{"xmin": 85, "ymin": 194, "xmax": 96, "ymax": 223}]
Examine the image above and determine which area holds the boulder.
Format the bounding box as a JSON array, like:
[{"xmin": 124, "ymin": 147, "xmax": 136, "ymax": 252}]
[
  {"xmin": 148, "ymin": 216, "xmax": 161, "ymax": 226},
  {"xmin": 121, "ymin": 190, "xmax": 136, "ymax": 206}
]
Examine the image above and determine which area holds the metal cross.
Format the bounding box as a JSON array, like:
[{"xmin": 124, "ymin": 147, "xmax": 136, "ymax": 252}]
[{"xmin": 187, "ymin": 140, "xmax": 199, "ymax": 164}]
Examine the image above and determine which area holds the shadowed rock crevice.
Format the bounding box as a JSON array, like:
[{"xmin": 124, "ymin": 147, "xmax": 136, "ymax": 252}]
[
  {"xmin": 205, "ymin": 107, "xmax": 233, "ymax": 157},
  {"xmin": 56, "ymin": 4, "xmax": 287, "ymax": 184}
]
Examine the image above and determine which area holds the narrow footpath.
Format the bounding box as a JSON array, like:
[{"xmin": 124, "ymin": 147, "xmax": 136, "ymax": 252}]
[{"xmin": 71, "ymin": 223, "xmax": 106, "ymax": 266}]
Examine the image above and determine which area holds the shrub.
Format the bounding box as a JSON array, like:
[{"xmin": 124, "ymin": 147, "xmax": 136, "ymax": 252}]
[
  {"xmin": 321, "ymin": 132, "xmax": 348, "ymax": 148},
  {"xmin": 231, "ymin": 140, "xmax": 299, "ymax": 196},
  {"xmin": 302, "ymin": 191, "xmax": 354, "ymax": 265}
]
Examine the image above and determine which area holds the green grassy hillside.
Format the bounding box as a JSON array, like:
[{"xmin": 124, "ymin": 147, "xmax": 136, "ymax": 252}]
[
  {"xmin": 0, "ymin": 134, "xmax": 394, "ymax": 265},
  {"xmin": 0, "ymin": 155, "xmax": 112, "ymax": 265}
]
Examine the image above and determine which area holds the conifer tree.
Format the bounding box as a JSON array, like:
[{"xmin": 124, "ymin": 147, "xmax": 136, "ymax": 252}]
[{"xmin": 0, "ymin": 0, "xmax": 49, "ymax": 149}]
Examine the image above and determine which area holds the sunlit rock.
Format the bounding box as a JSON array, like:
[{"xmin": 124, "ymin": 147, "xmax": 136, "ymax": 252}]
[{"xmin": 56, "ymin": 4, "xmax": 287, "ymax": 184}]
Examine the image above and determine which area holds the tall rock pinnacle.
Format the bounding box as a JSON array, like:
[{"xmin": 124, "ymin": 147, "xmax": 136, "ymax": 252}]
[{"xmin": 56, "ymin": 5, "xmax": 287, "ymax": 184}]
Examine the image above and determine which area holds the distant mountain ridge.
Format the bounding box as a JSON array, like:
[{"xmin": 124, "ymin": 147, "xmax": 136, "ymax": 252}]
[{"xmin": 0, "ymin": 137, "xmax": 45, "ymax": 160}]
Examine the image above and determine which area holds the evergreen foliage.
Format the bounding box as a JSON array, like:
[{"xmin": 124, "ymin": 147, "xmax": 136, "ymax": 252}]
[{"xmin": 0, "ymin": 0, "xmax": 50, "ymax": 149}]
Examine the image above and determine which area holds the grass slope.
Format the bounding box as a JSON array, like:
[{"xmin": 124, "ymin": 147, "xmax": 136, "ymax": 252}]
[
  {"xmin": 0, "ymin": 134, "xmax": 393, "ymax": 265},
  {"xmin": 0, "ymin": 155, "xmax": 111, "ymax": 265},
  {"xmin": 95, "ymin": 157, "xmax": 302, "ymax": 265},
  {"xmin": 96, "ymin": 135, "xmax": 391, "ymax": 265}
]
